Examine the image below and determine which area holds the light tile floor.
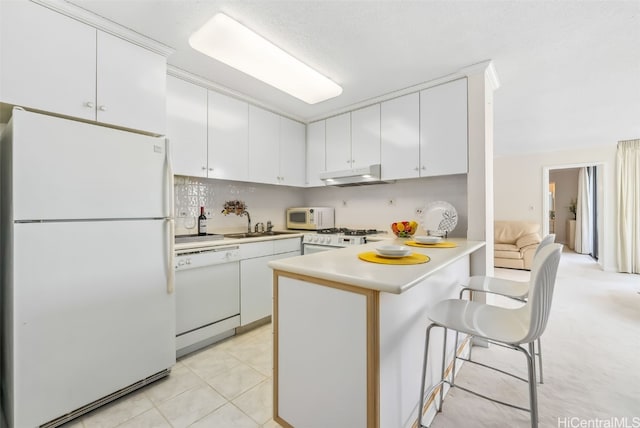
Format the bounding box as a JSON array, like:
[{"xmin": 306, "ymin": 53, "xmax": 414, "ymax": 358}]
[{"xmin": 63, "ymin": 324, "xmax": 281, "ymax": 428}]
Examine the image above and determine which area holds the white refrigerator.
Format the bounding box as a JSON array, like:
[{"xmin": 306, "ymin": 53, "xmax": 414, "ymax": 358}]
[{"xmin": 0, "ymin": 109, "xmax": 176, "ymax": 428}]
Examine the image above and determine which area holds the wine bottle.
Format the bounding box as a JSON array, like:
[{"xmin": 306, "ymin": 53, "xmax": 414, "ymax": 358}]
[{"xmin": 198, "ymin": 206, "xmax": 207, "ymax": 236}]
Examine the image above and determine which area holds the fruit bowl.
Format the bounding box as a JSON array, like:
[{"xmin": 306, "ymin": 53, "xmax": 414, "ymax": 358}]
[{"xmin": 391, "ymin": 221, "xmax": 418, "ymax": 238}]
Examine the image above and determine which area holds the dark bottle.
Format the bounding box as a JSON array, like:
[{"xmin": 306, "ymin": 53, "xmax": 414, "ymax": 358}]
[{"xmin": 198, "ymin": 206, "xmax": 207, "ymax": 236}]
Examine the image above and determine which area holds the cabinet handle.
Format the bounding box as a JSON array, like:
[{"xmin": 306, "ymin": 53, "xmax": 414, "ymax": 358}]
[
  {"xmin": 414, "ymin": 167, "xmax": 420, "ymax": 171},
  {"xmin": 421, "ymin": 166, "xmax": 426, "ymax": 170},
  {"xmin": 208, "ymin": 168, "xmax": 214, "ymax": 171},
  {"xmin": 84, "ymin": 101, "xmax": 94, "ymax": 109},
  {"xmin": 98, "ymin": 105, "xmax": 107, "ymax": 112},
  {"xmin": 202, "ymin": 166, "xmax": 207, "ymax": 170}
]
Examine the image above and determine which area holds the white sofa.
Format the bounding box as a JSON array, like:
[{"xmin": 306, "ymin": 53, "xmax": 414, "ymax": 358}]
[{"xmin": 494, "ymin": 221, "xmax": 542, "ymax": 270}]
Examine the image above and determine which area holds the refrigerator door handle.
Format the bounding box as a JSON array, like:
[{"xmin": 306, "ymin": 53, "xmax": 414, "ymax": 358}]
[
  {"xmin": 165, "ymin": 137, "xmax": 175, "ymax": 294},
  {"xmin": 165, "ymin": 138, "xmax": 175, "ymax": 219},
  {"xmin": 167, "ymin": 218, "xmax": 175, "ymax": 293}
]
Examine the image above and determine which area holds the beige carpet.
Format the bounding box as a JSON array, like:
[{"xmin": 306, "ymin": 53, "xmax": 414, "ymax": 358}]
[{"xmin": 430, "ymin": 249, "xmax": 640, "ymax": 428}]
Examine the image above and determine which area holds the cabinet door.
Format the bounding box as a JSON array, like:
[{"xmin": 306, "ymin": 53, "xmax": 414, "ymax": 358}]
[
  {"xmin": 381, "ymin": 93, "xmax": 420, "ymax": 180},
  {"xmin": 248, "ymin": 106, "xmax": 280, "ymax": 184},
  {"xmin": 240, "ymin": 250, "xmax": 300, "ymax": 326},
  {"xmin": 279, "ymin": 117, "xmax": 306, "ymax": 186},
  {"xmin": 306, "ymin": 121, "xmax": 326, "ymax": 187},
  {"xmin": 351, "ymin": 104, "xmax": 380, "ymax": 169},
  {"xmin": 420, "ymin": 79, "xmax": 468, "ymax": 176},
  {"xmin": 325, "ymin": 112, "xmax": 351, "ymax": 171},
  {"xmin": 240, "ymin": 254, "xmax": 274, "ymax": 326},
  {"xmin": 166, "ymin": 76, "xmax": 208, "ymax": 178},
  {"xmin": 209, "ymin": 91, "xmax": 249, "ymax": 181},
  {"xmin": 97, "ymin": 31, "xmax": 167, "ymax": 134},
  {"xmin": 0, "ymin": 1, "xmax": 96, "ymax": 121}
]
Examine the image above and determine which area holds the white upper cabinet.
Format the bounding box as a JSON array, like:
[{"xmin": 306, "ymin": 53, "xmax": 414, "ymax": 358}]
[
  {"xmin": 248, "ymin": 106, "xmax": 305, "ymax": 186},
  {"xmin": 0, "ymin": 1, "xmax": 166, "ymax": 134},
  {"xmin": 209, "ymin": 91, "xmax": 249, "ymax": 181},
  {"xmin": 0, "ymin": 1, "xmax": 96, "ymax": 121},
  {"xmin": 279, "ymin": 117, "xmax": 306, "ymax": 186},
  {"xmin": 248, "ymin": 106, "xmax": 281, "ymax": 185},
  {"xmin": 166, "ymin": 76, "xmax": 208, "ymax": 177},
  {"xmin": 325, "ymin": 113, "xmax": 351, "ymax": 171},
  {"xmin": 420, "ymin": 78, "xmax": 468, "ymax": 176},
  {"xmin": 381, "ymin": 93, "xmax": 420, "ymax": 180},
  {"xmin": 96, "ymin": 32, "xmax": 166, "ymax": 134},
  {"xmin": 350, "ymin": 104, "xmax": 381, "ymax": 169},
  {"xmin": 306, "ymin": 121, "xmax": 326, "ymax": 187}
]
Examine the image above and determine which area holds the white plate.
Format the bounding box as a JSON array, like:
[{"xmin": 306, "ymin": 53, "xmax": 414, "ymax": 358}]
[
  {"xmin": 414, "ymin": 235, "xmax": 442, "ymax": 244},
  {"xmin": 375, "ymin": 252, "xmax": 411, "ymax": 259},
  {"xmin": 376, "ymin": 245, "xmax": 411, "ymax": 257},
  {"xmin": 422, "ymin": 201, "xmax": 458, "ymax": 234}
]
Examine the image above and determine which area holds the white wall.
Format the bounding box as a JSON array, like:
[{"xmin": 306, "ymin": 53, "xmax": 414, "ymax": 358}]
[
  {"xmin": 549, "ymin": 168, "xmax": 579, "ymax": 244},
  {"xmin": 494, "ymin": 145, "xmax": 616, "ymax": 271},
  {"xmin": 304, "ymin": 175, "xmax": 468, "ymax": 237}
]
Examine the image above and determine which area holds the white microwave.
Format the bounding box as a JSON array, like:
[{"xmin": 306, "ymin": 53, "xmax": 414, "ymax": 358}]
[{"xmin": 286, "ymin": 207, "xmax": 335, "ymax": 230}]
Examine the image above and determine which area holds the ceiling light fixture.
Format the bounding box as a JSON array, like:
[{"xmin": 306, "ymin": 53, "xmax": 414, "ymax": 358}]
[{"xmin": 189, "ymin": 13, "xmax": 343, "ymax": 104}]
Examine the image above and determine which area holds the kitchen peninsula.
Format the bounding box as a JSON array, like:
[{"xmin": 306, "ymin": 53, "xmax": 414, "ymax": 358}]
[{"xmin": 268, "ymin": 238, "xmax": 485, "ymax": 428}]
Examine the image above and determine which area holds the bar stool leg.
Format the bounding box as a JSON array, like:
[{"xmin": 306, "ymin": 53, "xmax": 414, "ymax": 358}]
[
  {"xmin": 536, "ymin": 338, "xmax": 544, "ymax": 384},
  {"xmin": 526, "ymin": 343, "xmax": 539, "ymax": 428},
  {"xmin": 439, "ymin": 327, "xmax": 448, "ymax": 412},
  {"xmin": 419, "ymin": 324, "xmax": 438, "ymax": 428}
]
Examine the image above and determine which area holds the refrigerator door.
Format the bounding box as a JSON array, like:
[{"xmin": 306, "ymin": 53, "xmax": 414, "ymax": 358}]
[
  {"xmin": 11, "ymin": 109, "xmax": 168, "ymax": 221},
  {"xmin": 11, "ymin": 220, "xmax": 175, "ymax": 427}
]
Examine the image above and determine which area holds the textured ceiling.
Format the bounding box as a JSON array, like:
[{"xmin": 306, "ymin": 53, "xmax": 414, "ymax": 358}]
[{"xmin": 68, "ymin": 0, "xmax": 640, "ymax": 156}]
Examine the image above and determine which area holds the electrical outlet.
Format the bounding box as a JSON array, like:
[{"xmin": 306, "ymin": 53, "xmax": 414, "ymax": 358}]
[
  {"xmin": 343, "ymin": 200, "xmax": 348, "ymax": 207},
  {"xmin": 206, "ymin": 210, "xmax": 212, "ymax": 217},
  {"xmin": 179, "ymin": 210, "xmax": 188, "ymax": 217},
  {"xmin": 415, "ymin": 207, "xmax": 424, "ymax": 217},
  {"xmin": 388, "ymin": 198, "xmax": 395, "ymax": 206}
]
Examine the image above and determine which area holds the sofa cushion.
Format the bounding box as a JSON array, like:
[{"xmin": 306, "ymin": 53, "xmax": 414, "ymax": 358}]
[
  {"xmin": 495, "ymin": 250, "xmax": 523, "ymax": 259},
  {"xmin": 516, "ymin": 233, "xmax": 542, "ymax": 249},
  {"xmin": 495, "ymin": 221, "xmax": 541, "ymax": 244},
  {"xmin": 494, "ymin": 243, "xmax": 519, "ymax": 252}
]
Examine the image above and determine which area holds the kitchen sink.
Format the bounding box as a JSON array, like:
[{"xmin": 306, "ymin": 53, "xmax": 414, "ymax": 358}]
[{"xmin": 224, "ymin": 231, "xmax": 298, "ymax": 239}]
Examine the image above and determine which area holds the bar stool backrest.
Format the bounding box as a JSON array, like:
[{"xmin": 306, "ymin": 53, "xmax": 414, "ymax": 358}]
[
  {"xmin": 519, "ymin": 243, "xmax": 563, "ymax": 344},
  {"xmin": 534, "ymin": 233, "xmax": 556, "ymax": 258}
]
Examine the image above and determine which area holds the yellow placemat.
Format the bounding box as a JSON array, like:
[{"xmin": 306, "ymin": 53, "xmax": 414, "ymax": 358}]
[
  {"xmin": 405, "ymin": 241, "xmax": 458, "ymax": 248},
  {"xmin": 358, "ymin": 251, "xmax": 430, "ymax": 265}
]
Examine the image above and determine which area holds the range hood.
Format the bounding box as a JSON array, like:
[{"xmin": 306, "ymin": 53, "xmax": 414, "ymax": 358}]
[{"xmin": 318, "ymin": 164, "xmax": 392, "ymax": 187}]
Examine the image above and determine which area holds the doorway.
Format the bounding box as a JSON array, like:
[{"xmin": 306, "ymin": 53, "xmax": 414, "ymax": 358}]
[{"xmin": 543, "ymin": 164, "xmax": 602, "ymax": 261}]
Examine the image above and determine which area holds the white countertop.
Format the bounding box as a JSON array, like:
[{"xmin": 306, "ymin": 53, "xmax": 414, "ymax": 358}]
[
  {"xmin": 174, "ymin": 231, "xmax": 306, "ymax": 251},
  {"xmin": 268, "ymin": 238, "xmax": 485, "ymax": 294}
]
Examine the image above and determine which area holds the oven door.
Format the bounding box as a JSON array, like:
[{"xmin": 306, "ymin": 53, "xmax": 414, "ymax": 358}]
[{"xmin": 303, "ymin": 243, "xmax": 340, "ymax": 255}]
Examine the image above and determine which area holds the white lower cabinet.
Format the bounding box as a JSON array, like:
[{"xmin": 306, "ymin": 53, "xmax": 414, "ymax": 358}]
[{"xmin": 239, "ymin": 238, "xmax": 301, "ymax": 326}]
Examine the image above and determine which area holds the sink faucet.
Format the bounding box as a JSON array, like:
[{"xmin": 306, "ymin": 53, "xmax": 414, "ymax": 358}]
[
  {"xmin": 255, "ymin": 222, "xmax": 265, "ymax": 233},
  {"xmin": 266, "ymin": 220, "xmax": 273, "ymax": 232},
  {"xmin": 242, "ymin": 211, "xmax": 251, "ymax": 233}
]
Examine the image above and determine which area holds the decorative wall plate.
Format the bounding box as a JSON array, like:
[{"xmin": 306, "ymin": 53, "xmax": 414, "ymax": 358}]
[{"xmin": 422, "ymin": 201, "xmax": 458, "ymax": 234}]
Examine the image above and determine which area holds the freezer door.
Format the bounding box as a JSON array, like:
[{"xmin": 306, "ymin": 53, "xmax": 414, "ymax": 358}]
[
  {"xmin": 11, "ymin": 109, "xmax": 168, "ymax": 220},
  {"xmin": 11, "ymin": 220, "xmax": 175, "ymax": 427}
]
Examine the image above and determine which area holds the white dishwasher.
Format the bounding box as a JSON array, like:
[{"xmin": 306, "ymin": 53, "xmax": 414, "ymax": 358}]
[{"xmin": 175, "ymin": 245, "xmax": 241, "ymax": 357}]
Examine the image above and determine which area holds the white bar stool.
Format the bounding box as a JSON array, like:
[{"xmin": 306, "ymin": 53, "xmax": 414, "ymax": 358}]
[
  {"xmin": 460, "ymin": 233, "xmax": 556, "ymax": 383},
  {"xmin": 418, "ymin": 244, "xmax": 562, "ymax": 428}
]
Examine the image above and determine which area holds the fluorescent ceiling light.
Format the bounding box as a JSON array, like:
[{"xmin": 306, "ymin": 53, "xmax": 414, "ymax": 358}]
[{"xmin": 189, "ymin": 13, "xmax": 343, "ymax": 104}]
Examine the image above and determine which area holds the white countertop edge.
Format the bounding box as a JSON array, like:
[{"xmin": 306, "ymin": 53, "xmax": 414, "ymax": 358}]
[
  {"xmin": 174, "ymin": 231, "xmax": 305, "ymax": 251},
  {"xmin": 269, "ymin": 238, "xmax": 486, "ymax": 295}
]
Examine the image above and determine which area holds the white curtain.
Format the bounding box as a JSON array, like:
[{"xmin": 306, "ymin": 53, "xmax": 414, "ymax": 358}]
[
  {"xmin": 574, "ymin": 167, "xmax": 592, "ymax": 254},
  {"xmin": 617, "ymin": 139, "xmax": 640, "ymax": 273}
]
